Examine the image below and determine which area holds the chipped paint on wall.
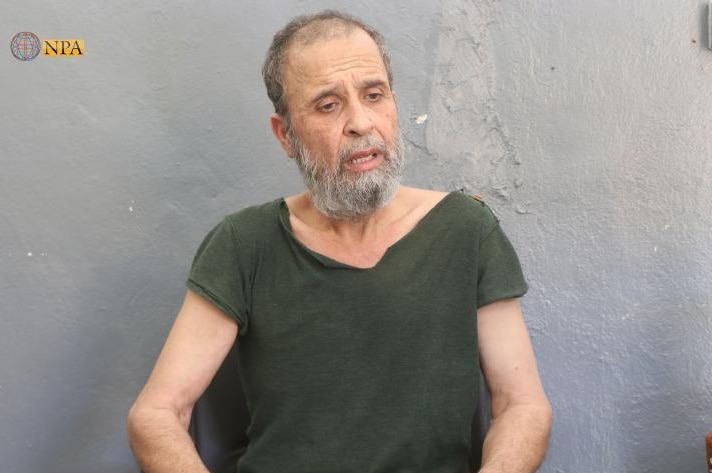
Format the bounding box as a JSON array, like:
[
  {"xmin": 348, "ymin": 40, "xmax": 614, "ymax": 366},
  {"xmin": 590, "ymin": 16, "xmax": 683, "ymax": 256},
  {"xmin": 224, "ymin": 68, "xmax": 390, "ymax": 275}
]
[{"xmin": 424, "ymin": 0, "xmax": 526, "ymax": 214}]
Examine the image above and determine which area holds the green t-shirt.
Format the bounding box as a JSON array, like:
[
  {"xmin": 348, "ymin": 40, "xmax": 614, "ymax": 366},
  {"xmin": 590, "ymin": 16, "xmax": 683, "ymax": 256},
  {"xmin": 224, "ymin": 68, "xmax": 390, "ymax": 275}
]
[{"xmin": 187, "ymin": 191, "xmax": 527, "ymax": 473}]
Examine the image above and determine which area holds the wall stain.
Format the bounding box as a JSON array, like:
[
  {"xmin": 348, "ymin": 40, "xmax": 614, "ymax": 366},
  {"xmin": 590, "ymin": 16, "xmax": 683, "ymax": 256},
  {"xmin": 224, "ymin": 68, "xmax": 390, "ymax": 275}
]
[{"xmin": 424, "ymin": 0, "xmax": 526, "ymax": 214}]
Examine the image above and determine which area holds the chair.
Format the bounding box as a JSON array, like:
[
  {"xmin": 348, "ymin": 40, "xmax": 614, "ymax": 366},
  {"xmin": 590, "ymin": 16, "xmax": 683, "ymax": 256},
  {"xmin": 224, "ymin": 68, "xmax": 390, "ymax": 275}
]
[
  {"xmin": 182, "ymin": 340, "xmax": 492, "ymax": 473},
  {"xmin": 188, "ymin": 341, "xmax": 250, "ymax": 473}
]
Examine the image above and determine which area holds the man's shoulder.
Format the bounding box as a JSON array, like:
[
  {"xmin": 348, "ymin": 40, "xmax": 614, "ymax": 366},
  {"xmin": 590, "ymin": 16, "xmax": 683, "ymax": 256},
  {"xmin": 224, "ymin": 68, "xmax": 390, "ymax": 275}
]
[
  {"xmin": 403, "ymin": 186, "xmax": 497, "ymax": 222},
  {"xmin": 225, "ymin": 198, "xmax": 282, "ymax": 221},
  {"xmin": 221, "ymin": 198, "xmax": 283, "ymax": 241},
  {"xmin": 400, "ymin": 186, "xmax": 448, "ymax": 204}
]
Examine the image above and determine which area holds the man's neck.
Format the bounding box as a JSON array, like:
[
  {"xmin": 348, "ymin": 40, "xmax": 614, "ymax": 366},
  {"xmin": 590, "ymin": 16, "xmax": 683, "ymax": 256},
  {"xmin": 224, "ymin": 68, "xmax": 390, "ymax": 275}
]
[
  {"xmin": 288, "ymin": 186, "xmax": 409, "ymax": 244},
  {"xmin": 284, "ymin": 186, "xmax": 448, "ymax": 269}
]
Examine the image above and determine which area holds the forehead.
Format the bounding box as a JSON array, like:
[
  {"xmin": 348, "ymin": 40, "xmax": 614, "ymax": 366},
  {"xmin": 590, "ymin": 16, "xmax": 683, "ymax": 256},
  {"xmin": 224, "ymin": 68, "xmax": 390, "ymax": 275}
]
[{"xmin": 283, "ymin": 29, "xmax": 387, "ymax": 94}]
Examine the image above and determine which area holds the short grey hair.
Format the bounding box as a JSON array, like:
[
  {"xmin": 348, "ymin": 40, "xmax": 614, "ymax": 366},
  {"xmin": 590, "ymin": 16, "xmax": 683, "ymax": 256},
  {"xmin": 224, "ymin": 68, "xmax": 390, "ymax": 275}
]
[{"xmin": 262, "ymin": 10, "xmax": 393, "ymax": 117}]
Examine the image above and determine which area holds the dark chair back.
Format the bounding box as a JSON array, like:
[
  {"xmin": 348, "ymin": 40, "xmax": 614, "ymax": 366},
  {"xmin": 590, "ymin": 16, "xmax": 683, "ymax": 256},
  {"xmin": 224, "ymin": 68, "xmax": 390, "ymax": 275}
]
[{"xmin": 188, "ymin": 341, "xmax": 249, "ymax": 473}]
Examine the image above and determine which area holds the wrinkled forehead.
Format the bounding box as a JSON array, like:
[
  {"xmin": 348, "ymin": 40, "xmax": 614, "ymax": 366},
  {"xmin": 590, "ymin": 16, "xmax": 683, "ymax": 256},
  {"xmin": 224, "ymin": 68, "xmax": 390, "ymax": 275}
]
[{"xmin": 283, "ymin": 29, "xmax": 387, "ymax": 93}]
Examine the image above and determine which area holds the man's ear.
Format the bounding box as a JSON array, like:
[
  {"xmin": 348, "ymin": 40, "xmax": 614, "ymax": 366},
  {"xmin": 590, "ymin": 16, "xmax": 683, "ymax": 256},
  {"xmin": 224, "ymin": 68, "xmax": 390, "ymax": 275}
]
[{"xmin": 270, "ymin": 113, "xmax": 293, "ymax": 158}]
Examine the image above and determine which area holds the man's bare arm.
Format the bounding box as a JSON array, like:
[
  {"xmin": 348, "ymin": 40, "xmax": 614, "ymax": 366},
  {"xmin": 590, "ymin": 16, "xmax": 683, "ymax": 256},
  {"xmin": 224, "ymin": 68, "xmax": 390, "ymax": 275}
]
[
  {"xmin": 476, "ymin": 299, "xmax": 553, "ymax": 473},
  {"xmin": 127, "ymin": 289, "xmax": 239, "ymax": 473}
]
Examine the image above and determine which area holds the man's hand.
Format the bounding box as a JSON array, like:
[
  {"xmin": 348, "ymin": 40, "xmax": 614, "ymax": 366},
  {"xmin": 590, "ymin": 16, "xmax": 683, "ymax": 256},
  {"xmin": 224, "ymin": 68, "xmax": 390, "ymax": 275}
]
[
  {"xmin": 127, "ymin": 289, "xmax": 238, "ymax": 473},
  {"xmin": 476, "ymin": 299, "xmax": 553, "ymax": 473}
]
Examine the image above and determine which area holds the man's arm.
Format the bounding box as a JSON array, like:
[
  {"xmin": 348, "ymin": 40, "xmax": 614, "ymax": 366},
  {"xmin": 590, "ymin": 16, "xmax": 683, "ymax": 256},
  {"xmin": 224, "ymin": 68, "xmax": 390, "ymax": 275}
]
[
  {"xmin": 477, "ymin": 298, "xmax": 553, "ymax": 473},
  {"xmin": 127, "ymin": 289, "xmax": 239, "ymax": 473}
]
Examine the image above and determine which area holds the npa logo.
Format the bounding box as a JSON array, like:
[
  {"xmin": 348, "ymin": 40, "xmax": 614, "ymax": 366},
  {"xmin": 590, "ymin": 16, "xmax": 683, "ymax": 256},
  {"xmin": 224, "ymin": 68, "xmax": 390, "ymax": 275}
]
[
  {"xmin": 43, "ymin": 39, "xmax": 85, "ymax": 56},
  {"xmin": 10, "ymin": 32, "xmax": 84, "ymax": 61}
]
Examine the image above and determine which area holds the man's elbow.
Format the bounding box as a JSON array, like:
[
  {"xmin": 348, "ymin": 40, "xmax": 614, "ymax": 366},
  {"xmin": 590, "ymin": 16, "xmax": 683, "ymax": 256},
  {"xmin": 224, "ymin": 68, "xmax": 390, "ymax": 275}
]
[
  {"xmin": 524, "ymin": 395, "xmax": 554, "ymax": 452},
  {"xmin": 492, "ymin": 392, "xmax": 554, "ymax": 439},
  {"xmin": 524, "ymin": 393, "xmax": 553, "ymax": 433},
  {"xmin": 538, "ymin": 398, "xmax": 554, "ymax": 439},
  {"xmin": 507, "ymin": 398, "xmax": 553, "ymax": 450},
  {"xmin": 126, "ymin": 401, "xmax": 152, "ymax": 449},
  {"xmin": 126, "ymin": 398, "xmax": 190, "ymax": 447}
]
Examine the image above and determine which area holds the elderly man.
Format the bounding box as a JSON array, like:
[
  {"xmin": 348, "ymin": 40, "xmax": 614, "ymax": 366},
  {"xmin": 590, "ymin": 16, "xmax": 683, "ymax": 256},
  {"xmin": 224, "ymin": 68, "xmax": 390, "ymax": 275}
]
[{"xmin": 127, "ymin": 10, "xmax": 552, "ymax": 473}]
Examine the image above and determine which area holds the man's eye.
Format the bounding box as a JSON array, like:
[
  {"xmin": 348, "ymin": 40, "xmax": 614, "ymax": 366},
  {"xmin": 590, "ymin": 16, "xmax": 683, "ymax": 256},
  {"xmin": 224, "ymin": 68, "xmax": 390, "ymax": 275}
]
[
  {"xmin": 320, "ymin": 102, "xmax": 337, "ymax": 112},
  {"xmin": 366, "ymin": 92, "xmax": 382, "ymax": 101}
]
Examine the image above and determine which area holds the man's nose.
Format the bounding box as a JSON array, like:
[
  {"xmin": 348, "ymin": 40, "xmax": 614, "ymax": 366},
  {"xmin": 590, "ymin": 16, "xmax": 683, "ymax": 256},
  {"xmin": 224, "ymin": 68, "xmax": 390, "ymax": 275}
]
[{"xmin": 344, "ymin": 101, "xmax": 374, "ymax": 137}]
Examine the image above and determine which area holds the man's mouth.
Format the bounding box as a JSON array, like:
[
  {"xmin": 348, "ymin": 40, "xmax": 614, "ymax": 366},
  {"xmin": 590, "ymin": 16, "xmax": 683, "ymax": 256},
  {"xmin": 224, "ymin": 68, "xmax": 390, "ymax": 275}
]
[
  {"xmin": 347, "ymin": 147, "xmax": 382, "ymax": 165},
  {"xmin": 349, "ymin": 153, "xmax": 378, "ymax": 164}
]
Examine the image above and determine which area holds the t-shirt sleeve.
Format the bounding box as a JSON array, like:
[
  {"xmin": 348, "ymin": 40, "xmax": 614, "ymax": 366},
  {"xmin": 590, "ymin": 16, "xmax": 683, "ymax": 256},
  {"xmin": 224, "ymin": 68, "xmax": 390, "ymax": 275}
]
[
  {"xmin": 186, "ymin": 217, "xmax": 250, "ymax": 332},
  {"xmin": 476, "ymin": 218, "xmax": 529, "ymax": 308}
]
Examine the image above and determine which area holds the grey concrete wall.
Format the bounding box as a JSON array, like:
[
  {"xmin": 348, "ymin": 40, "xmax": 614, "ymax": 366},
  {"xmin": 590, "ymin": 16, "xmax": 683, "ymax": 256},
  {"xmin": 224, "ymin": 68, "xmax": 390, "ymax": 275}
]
[{"xmin": 1, "ymin": 1, "xmax": 710, "ymax": 472}]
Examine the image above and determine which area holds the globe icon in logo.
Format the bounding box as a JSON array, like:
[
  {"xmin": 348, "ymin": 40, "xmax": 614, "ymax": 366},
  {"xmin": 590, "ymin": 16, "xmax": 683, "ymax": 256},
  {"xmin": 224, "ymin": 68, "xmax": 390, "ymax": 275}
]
[{"xmin": 10, "ymin": 32, "xmax": 41, "ymax": 61}]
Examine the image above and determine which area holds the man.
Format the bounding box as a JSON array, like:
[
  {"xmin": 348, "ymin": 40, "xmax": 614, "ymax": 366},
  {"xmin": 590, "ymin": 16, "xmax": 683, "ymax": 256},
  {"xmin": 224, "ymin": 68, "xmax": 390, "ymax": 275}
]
[{"xmin": 127, "ymin": 11, "xmax": 552, "ymax": 473}]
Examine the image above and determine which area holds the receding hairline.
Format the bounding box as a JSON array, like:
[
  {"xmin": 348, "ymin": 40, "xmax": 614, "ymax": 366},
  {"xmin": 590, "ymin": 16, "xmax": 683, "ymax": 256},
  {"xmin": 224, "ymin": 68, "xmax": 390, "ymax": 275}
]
[
  {"xmin": 262, "ymin": 11, "xmax": 393, "ymax": 117},
  {"xmin": 281, "ymin": 24, "xmax": 389, "ymax": 107},
  {"xmin": 289, "ymin": 17, "xmax": 362, "ymax": 47}
]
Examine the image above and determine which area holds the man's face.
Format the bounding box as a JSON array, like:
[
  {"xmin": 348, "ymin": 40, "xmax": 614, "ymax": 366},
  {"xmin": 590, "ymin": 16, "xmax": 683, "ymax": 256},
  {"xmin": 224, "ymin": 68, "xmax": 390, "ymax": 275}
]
[{"xmin": 277, "ymin": 29, "xmax": 404, "ymax": 218}]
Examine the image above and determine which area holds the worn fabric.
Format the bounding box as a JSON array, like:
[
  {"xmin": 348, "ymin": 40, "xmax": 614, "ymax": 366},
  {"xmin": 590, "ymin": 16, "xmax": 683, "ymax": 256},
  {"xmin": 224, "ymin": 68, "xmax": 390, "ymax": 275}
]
[{"xmin": 187, "ymin": 191, "xmax": 527, "ymax": 473}]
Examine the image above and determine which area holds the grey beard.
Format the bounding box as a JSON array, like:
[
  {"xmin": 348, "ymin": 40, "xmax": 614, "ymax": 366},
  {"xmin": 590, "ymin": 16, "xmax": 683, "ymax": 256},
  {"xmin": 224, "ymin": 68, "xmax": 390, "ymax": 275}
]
[{"xmin": 288, "ymin": 130, "xmax": 405, "ymax": 220}]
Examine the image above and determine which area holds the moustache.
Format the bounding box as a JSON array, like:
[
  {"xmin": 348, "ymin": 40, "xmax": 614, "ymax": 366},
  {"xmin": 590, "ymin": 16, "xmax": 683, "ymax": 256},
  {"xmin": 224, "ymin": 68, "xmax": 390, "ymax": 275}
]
[{"xmin": 338, "ymin": 137, "xmax": 388, "ymax": 164}]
